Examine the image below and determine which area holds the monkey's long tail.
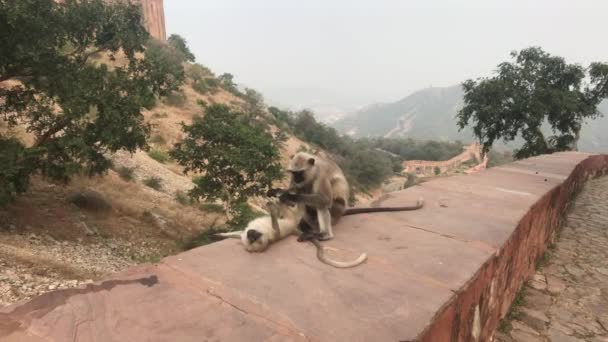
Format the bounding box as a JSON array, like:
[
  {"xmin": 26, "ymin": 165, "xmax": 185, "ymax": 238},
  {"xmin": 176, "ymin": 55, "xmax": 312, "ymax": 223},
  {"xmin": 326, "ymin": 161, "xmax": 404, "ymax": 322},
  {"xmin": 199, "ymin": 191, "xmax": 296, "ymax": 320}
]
[
  {"xmin": 343, "ymin": 197, "xmax": 424, "ymax": 215},
  {"xmin": 215, "ymin": 231, "xmax": 243, "ymax": 239},
  {"xmin": 309, "ymin": 240, "xmax": 368, "ymax": 268}
]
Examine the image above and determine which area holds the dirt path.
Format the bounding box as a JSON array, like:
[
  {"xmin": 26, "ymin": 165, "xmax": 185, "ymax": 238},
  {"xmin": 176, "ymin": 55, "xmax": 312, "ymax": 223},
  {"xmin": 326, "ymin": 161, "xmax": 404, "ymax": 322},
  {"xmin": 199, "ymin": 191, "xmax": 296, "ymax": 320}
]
[{"xmin": 495, "ymin": 176, "xmax": 608, "ymax": 342}]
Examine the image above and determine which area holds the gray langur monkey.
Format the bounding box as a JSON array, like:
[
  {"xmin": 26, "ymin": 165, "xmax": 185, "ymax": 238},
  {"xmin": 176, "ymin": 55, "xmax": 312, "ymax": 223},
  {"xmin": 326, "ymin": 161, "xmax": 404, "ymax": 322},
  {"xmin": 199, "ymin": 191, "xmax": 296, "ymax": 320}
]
[
  {"xmin": 216, "ymin": 198, "xmax": 367, "ymax": 268},
  {"xmin": 275, "ymin": 152, "xmax": 424, "ymax": 241}
]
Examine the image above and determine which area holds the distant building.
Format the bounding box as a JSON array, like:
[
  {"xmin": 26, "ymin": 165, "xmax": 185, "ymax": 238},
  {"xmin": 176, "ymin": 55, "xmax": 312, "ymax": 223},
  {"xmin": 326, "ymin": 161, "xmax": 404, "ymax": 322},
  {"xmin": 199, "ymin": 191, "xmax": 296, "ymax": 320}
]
[{"xmin": 55, "ymin": 0, "xmax": 166, "ymax": 40}]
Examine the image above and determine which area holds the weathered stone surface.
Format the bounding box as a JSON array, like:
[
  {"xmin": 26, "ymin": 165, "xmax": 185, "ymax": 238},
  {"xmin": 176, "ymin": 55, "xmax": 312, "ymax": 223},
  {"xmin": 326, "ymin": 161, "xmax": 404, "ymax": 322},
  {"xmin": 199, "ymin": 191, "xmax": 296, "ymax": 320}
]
[
  {"xmin": 546, "ymin": 276, "xmax": 567, "ymax": 294},
  {"xmin": 511, "ymin": 320, "xmax": 540, "ymax": 335},
  {"xmin": 547, "ymin": 328, "xmax": 583, "ymax": 342},
  {"xmin": 1, "ymin": 152, "xmax": 607, "ymax": 342},
  {"xmin": 510, "ymin": 329, "xmax": 545, "ymax": 342},
  {"xmin": 519, "ymin": 308, "xmax": 550, "ymax": 331}
]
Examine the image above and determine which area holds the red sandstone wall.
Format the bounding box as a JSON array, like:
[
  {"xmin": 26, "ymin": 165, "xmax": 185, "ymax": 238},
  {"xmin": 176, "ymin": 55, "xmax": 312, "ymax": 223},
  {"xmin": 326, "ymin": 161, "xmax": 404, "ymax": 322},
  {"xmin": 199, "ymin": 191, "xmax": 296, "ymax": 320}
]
[
  {"xmin": 54, "ymin": 0, "xmax": 166, "ymax": 41},
  {"xmin": 418, "ymin": 154, "xmax": 608, "ymax": 342},
  {"xmin": 403, "ymin": 143, "xmax": 483, "ymax": 176},
  {"xmin": 136, "ymin": 0, "xmax": 166, "ymax": 41}
]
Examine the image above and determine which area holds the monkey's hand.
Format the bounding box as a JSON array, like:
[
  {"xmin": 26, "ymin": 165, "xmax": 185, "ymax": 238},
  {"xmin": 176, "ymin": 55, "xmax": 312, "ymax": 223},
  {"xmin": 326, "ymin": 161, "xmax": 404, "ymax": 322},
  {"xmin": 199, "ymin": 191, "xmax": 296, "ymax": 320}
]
[
  {"xmin": 266, "ymin": 188, "xmax": 286, "ymax": 198},
  {"xmin": 297, "ymin": 231, "xmax": 325, "ymax": 242},
  {"xmin": 265, "ymin": 198, "xmax": 280, "ymax": 216}
]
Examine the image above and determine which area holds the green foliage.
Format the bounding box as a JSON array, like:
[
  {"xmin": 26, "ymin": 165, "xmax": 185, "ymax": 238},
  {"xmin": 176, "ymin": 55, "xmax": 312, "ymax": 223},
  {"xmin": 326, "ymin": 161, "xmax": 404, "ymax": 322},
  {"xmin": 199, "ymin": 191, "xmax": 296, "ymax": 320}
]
[
  {"xmin": 143, "ymin": 176, "xmax": 162, "ymax": 191},
  {"xmin": 0, "ymin": 137, "xmax": 38, "ymax": 204},
  {"xmin": 198, "ymin": 202, "xmax": 225, "ymax": 213},
  {"xmin": 117, "ymin": 166, "xmax": 135, "ymax": 181},
  {"xmin": 204, "ymin": 77, "xmax": 220, "ymax": 88},
  {"xmin": 171, "ymin": 104, "xmax": 283, "ymax": 217},
  {"xmin": 68, "ymin": 190, "xmax": 111, "ymax": 211},
  {"xmin": 367, "ymin": 138, "xmax": 465, "ymax": 161},
  {"xmin": 150, "ymin": 134, "xmax": 166, "ymax": 145},
  {"xmin": 457, "ymin": 47, "xmax": 608, "ymax": 159},
  {"xmin": 434, "ymin": 166, "xmax": 441, "ymax": 175},
  {"xmin": 226, "ymin": 202, "xmax": 265, "ymax": 230},
  {"xmin": 192, "ymin": 79, "xmax": 211, "ymax": 95},
  {"xmin": 0, "ymin": 0, "xmax": 183, "ymax": 203},
  {"xmin": 217, "ymin": 73, "xmax": 242, "ymax": 96},
  {"xmin": 242, "ymin": 88, "xmax": 265, "ymax": 119},
  {"xmin": 163, "ymin": 90, "xmax": 187, "ymax": 107},
  {"xmin": 167, "ymin": 34, "xmax": 195, "ymax": 62},
  {"xmin": 174, "ymin": 190, "xmax": 192, "ymax": 205},
  {"xmin": 143, "ymin": 38, "xmax": 187, "ymax": 96},
  {"xmin": 269, "ymin": 107, "xmax": 396, "ymax": 189},
  {"xmin": 147, "ymin": 149, "xmax": 171, "ymax": 163},
  {"xmin": 403, "ymin": 173, "xmax": 417, "ymax": 189},
  {"xmin": 186, "ymin": 63, "xmax": 212, "ymax": 82},
  {"xmin": 187, "ymin": 64, "xmax": 218, "ymax": 96}
]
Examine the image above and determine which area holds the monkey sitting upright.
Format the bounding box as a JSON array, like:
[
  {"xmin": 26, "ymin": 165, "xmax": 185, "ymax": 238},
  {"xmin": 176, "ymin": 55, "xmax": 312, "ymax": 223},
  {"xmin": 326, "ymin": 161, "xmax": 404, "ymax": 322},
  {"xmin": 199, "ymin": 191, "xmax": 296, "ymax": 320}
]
[{"xmin": 275, "ymin": 152, "xmax": 424, "ymax": 241}]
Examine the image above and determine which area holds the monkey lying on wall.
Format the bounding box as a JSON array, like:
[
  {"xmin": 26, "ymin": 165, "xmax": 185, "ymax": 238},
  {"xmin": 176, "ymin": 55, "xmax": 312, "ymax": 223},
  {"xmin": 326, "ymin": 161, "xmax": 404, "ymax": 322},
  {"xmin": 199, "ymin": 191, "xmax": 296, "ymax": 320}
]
[{"xmin": 216, "ymin": 198, "xmax": 367, "ymax": 268}]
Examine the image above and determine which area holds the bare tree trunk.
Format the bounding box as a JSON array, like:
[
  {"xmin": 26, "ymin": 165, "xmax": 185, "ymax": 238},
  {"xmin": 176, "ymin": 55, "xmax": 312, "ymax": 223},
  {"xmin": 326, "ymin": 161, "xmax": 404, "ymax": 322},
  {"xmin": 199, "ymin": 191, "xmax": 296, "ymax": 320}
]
[{"xmin": 572, "ymin": 129, "xmax": 580, "ymax": 151}]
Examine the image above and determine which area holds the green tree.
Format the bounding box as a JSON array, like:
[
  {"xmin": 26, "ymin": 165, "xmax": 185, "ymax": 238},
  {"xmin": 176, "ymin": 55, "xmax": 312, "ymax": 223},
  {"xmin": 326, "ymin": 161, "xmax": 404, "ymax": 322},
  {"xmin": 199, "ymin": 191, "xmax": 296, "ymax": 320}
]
[
  {"xmin": 167, "ymin": 34, "xmax": 195, "ymax": 62},
  {"xmin": 0, "ymin": 0, "xmax": 182, "ymax": 204},
  {"xmin": 243, "ymin": 88, "xmax": 265, "ymax": 121},
  {"xmin": 144, "ymin": 38, "xmax": 188, "ymax": 97},
  {"xmin": 218, "ymin": 73, "xmax": 241, "ymax": 96},
  {"xmin": 457, "ymin": 47, "xmax": 608, "ymax": 159},
  {"xmin": 170, "ymin": 104, "xmax": 283, "ymax": 218}
]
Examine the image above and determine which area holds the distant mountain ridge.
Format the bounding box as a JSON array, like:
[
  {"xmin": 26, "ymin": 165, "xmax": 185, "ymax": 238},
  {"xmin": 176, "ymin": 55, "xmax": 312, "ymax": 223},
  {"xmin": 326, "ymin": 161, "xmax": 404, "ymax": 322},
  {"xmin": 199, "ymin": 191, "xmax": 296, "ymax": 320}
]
[{"xmin": 332, "ymin": 85, "xmax": 608, "ymax": 153}]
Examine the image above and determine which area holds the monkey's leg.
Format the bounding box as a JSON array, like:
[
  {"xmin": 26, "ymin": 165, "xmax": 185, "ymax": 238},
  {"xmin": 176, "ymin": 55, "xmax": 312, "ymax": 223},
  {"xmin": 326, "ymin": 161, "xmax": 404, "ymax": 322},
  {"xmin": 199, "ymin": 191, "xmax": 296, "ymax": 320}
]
[
  {"xmin": 297, "ymin": 219, "xmax": 324, "ymax": 242},
  {"xmin": 316, "ymin": 208, "xmax": 333, "ymax": 241}
]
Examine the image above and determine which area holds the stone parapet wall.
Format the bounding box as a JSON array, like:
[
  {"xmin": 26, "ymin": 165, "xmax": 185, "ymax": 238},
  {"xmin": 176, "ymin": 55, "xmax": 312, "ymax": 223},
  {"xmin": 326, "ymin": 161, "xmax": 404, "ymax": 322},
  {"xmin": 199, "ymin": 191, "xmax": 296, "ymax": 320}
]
[
  {"xmin": 2, "ymin": 152, "xmax": 608, "ymax": 341},
  {"xmin": 419, "ymin": 153, "xmax": 608, "ymax": 341}
]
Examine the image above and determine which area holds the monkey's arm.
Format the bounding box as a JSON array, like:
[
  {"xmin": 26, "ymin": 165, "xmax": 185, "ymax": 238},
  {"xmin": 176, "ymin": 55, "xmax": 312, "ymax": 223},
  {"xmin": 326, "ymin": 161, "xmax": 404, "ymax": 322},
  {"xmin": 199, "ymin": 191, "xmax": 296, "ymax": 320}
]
[
  {"xmin": 280, "ymin": 193, "xmax": 331, "ymax": 208},
  {"xmin": 265, "ymin": 200, "xmax": 281, "ymax": 239}
]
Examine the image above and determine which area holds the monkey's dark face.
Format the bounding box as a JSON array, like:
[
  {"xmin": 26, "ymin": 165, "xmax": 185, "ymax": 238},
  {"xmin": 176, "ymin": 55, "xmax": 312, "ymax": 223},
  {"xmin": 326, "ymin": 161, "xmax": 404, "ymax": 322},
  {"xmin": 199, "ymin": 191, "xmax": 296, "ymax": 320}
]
[
  {"xmin": 290, "ymin": 170, "xmax": 305, "ymax": 183},
  {"xmin": 288, "ymin": 153, "xmax": 316, "ymax": 186},
  {"xmin": 246, "ymin": 229, "xmax": 262, "ymax": 243}
]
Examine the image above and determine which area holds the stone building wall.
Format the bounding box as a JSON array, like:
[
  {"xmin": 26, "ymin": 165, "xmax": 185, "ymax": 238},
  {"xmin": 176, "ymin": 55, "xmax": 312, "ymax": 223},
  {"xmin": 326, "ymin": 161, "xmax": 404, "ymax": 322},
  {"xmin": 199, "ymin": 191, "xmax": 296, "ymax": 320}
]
[
  {"xmin": 54, "ymin": 0, "xmax": 166, "ymax": 41},
  {"xmin": 135, "ymin": 0, "xmax": 166, "ymax": 41}
]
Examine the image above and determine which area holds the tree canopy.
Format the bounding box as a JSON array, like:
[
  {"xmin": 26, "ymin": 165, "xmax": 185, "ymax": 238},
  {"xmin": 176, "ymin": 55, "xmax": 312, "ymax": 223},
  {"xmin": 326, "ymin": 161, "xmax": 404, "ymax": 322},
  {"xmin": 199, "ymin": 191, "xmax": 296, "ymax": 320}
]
[
  {"xmin": 167, "ymin": 34, "xmax": 195, "ymax": 62},
  {"xmin": 170, "ymin": 104, "xmax": 283, "ymax": 218},
  {"xmin": 0, "ymin": 0, "xmax": 183, "ymax": 203},
  {"xmin": 457, "ymin": 47, "xmax": 608, "ymax": 159}
]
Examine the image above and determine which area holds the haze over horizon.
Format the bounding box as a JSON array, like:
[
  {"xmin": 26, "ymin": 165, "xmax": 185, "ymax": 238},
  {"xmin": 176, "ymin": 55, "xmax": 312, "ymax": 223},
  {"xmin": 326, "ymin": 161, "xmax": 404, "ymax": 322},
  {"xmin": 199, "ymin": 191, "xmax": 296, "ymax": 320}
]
[{"xmin": 165, "ymin": 0, "xmax": 608, "ymax": 114}]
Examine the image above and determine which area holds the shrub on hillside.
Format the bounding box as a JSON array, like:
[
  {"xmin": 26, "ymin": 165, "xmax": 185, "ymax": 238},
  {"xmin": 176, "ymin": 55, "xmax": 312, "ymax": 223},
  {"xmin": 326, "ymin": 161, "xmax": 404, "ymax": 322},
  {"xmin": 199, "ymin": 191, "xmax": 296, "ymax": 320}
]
[
  {"xmin": 147, "ymin": 149, "xmax": 171, "ymax": 164},
  {"xmin": 174, "ymin": 190, "xmax": 192, "ymax": 205},
  {"xmin": 150, "ymin": 134, "xmax": 166, "ymax": 145},
  {"xmin": 117, "ymin": 166, "xmax": 135, "ymax": 182},
  {"xmin": 163, "ymin": 91, "xmax": 187, "ymax": 107},
  {"xmin": 143, "ymin": 176, "xmax": 162, "ymax": 191},
  {"xmin": 68, "ymin": 190, "xmax": 111, "ymax": 211}
]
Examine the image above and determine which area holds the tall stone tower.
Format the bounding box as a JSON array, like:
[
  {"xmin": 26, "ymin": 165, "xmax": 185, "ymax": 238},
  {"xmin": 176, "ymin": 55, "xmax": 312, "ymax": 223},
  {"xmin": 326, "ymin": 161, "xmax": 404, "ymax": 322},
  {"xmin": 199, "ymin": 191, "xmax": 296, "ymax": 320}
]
[{"xmin": 135, "ymin": 0, "xmax": 166, "ymax": 41}]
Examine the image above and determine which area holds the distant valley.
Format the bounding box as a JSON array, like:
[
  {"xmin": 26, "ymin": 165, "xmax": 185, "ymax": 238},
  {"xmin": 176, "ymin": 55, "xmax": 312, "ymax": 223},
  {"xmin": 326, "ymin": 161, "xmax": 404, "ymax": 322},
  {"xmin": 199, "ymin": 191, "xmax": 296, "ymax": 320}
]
[{"xmin": 332, "ymin": 85, "xmax": 608, "ymax": 153}]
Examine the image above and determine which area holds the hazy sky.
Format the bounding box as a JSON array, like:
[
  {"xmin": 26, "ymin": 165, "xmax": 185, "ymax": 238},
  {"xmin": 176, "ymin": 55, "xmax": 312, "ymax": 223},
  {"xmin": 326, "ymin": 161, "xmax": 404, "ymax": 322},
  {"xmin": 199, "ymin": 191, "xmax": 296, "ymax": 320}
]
[{"xmin": 165, "ymin": 0, "xmax": 608, "ymax": 109}]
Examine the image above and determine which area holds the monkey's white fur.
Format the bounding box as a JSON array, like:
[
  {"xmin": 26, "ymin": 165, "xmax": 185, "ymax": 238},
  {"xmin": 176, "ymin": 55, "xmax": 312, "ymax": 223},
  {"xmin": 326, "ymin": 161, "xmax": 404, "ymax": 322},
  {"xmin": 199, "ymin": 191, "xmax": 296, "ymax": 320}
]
[{"xmin": 216, "ymin": 199, "xmax": 367, "ymax": 268}]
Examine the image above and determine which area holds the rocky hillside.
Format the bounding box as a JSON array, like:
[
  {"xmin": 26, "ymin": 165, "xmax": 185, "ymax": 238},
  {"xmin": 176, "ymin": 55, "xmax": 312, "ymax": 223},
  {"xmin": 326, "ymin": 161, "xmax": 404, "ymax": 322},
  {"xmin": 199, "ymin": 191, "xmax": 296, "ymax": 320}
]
[
  {"xmin": 0, "ymin": 62, "xmax": 315, "ymax": 306},
  {"xmin": 333, "ymin": 86, "xmax": 608, "ymax": 153}
]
